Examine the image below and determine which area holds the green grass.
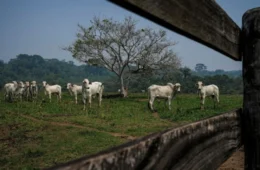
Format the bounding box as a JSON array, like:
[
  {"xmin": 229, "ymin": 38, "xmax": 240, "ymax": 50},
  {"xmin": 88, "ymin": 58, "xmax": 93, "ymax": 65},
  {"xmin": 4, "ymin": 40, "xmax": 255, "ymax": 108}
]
[{"xmin": 0, "ymin": 92, "xmax": 242, "ymax": 169}]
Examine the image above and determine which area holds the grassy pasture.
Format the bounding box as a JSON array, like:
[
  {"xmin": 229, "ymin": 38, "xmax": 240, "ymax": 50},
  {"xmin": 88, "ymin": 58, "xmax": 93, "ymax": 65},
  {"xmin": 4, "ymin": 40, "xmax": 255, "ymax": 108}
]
[{"xmin": 0, "ymin": 91, "xmax": 242, "ymax": 169}]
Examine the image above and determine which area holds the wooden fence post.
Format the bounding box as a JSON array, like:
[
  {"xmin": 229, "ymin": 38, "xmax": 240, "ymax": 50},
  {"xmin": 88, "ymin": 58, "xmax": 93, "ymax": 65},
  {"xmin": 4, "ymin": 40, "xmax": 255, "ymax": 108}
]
[{"xmin": 242, "ymin": 7, "xmax": 260, "ymax": 170}]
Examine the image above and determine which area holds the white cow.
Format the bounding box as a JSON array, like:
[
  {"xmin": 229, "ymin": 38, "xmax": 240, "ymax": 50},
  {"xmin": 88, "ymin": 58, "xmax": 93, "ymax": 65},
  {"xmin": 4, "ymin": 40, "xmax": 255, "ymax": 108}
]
[
  {"xmin": 196, "ymin": 81, "xmax": 219, "ymax": 109},
  {"xmin": 30, "ymin": 81, "xmax": 38, "ymax": 101},
  {"xmin": 23, "ymin": 81, "xmax": 31, "ymax": 101},
  {"xmin": 148, "ymin": 83, "xmax": 181, "ymax": 112},
  {"xmin": 67, "ymin": 83, "xmax": 82, "ymax": 104},
  {"xmin": 67, "ymin": 83, "xmax": 73, "ymax": 95},
  {"xmin": 15, "ymin": 81, "xmax": 25, "ymax": 101},
  {"xmin": 42, "ymin": 81, "xmax": 62, "ymax": 102},
  {"xmin": 4, "ymin": 81, "xmax": 18, "ymax": 101},
  {"xmin": 82, "ymin": 79, "xmax": 104, "ymax": 110}
]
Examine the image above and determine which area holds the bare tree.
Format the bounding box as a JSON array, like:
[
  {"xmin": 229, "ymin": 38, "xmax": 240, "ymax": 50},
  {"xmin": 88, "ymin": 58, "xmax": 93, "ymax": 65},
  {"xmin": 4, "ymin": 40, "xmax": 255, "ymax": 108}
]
[{"xmin": 65, "ymin": 16, "xmax": 181, "ymax": 97}]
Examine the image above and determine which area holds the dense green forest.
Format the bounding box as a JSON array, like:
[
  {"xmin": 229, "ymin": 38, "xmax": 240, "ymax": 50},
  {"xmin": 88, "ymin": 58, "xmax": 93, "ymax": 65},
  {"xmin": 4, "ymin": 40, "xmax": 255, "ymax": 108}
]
[
  {"xmin": 0, "ymin": 54, "xmax": 112, "ymax": 89},
  {"xmin": 0, "ymin": 54, "xmax": 242, "ymax": 94}
]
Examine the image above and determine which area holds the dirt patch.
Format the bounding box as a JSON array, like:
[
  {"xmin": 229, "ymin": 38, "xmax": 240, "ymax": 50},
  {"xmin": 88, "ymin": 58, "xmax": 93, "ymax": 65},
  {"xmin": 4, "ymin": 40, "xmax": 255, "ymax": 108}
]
[
  {"xmin": 218, "ymin": 147, "xmax": 244, "ymax": 170},
  {"xmin": 152, "ymin": 112, "xmax": 160, "ymax": 118},
  {"xmin": 137, "ymin": 99, "xmax": 148, "ymax": 102},
  {"xmin": 111, "ymin": 133, "xmax": 136, "ymax": 140},
  {"xmin": 20, "ymin": 114, "xmax": 86, "ymax": 129},
  {"xmin": 42, "ymin": 114, "xmax": 77, "ymax": 117},
  {"xmin": 19, "ymin": 114, "xmax": 136, "ymax": 141}
]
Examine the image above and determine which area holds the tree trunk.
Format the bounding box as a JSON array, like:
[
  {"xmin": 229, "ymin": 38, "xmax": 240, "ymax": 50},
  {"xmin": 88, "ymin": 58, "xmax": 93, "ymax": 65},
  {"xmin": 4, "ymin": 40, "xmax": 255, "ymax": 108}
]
[
  {"xmin": 120, "ymin": 75, "xmax": 128, "ymax": 97},
  {"xmin": 242, "ymin": 7, "xmax": 260, "ymax": 169}
]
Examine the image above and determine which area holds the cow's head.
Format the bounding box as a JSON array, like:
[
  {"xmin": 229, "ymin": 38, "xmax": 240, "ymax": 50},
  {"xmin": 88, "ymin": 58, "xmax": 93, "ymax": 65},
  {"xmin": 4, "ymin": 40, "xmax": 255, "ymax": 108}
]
[
  {"xmin": 174, "ymin": 83, "xmax": 181, "ymax": 92},
  {"xmin": 25, "ymin": 81, "xmax": 30, "ymax": 87},
  {"xmin": 82, "ymin": 79, "xmax": 90, "ymax": 88},
  {"xmin": 196, "ymin": 81, "xmax": 203, "ymax": 90},
  {"xmin": 67, "ymin": 83, "xmax": 72, "ymax": 89},
  {"xmin": 18, "ymin": 81, "xmax": 25, "ymax": 88},
  {"xmin": 31, "ymin": 81, "xmax": 37, "ymax": 87},
  {"xmin": 42, "ymin": 81, "xmax": 47, "ymax": 87}
]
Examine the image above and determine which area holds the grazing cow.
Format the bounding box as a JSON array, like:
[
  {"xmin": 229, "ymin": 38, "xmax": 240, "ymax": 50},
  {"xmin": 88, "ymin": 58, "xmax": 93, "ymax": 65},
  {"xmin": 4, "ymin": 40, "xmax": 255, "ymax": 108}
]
[
  {"xmin": 4, "ymin": 81, "xmax": 18, "ymax": 102},
  {"xmin": 42, "ymin": 81, "xmax": 62, "ymax": 102},
  {"xmin": 196, "ymin": 81, "xmax": 219, "ymax": 110},
  {"xmin": 148, "ymin": 83, "xmax": 181, "ymax": 112},
  {"xmin": 82, "ymin": 79, "xmax": 104, "ymax": 110},
  {"xmin": 67, "ymin": 83, "xmax": 82, "ymax": 104},
  {"xmin": 30, "ymin": 81, "xmax": 38, "ymax": 101}
]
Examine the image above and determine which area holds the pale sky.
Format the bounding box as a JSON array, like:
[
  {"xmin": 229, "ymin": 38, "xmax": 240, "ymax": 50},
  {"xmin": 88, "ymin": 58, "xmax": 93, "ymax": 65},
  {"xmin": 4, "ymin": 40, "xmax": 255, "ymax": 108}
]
[{"xmin": 0, "ymin": 0, "xmax": 259, "ymax": 71}]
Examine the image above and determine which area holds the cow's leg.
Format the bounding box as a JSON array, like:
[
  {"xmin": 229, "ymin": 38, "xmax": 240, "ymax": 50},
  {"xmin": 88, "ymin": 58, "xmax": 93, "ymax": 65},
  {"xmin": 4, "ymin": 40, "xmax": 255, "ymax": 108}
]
[
  {"xmin": 82, "ymin": 94, "xmax": 86, "ymax": 110},
  {"xmin": 200, "ymin": 96, "xmax": 205, "ymax": 110},
  {"xmin": 59, "ymin": 93, "xmax": 61, "ymax": 102},
  {"xmin": 149, "ymin": 97, "xmax": 155, "ymax": 112},
  {"xmin": 98, "ymin": 93, "xmax": 102, "ymax": 107},
  {"xmin": 216, "ymin": 94, "xmax": 220, "ymax": 104},
  {"xmin": 49, "ymin": 93, "xmax": 51, "ymax": 103},
  {"xmin": 83, "ymin": 100, "xmax": 86, "ymax": 110},
  {"xmin": 88, "ymin": 95, "xmax": 92, "ymax": 108},
  {"xmin": 168, "ymin": 96, "xmax": 172, "ymax": 110}
]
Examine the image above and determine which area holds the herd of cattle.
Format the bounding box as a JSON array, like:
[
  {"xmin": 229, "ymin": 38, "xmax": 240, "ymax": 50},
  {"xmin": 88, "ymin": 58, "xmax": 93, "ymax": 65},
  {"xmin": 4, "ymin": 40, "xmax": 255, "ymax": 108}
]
[{"xmin": 3, "ymin": 79, "xmax": 220, "ymax": 111}]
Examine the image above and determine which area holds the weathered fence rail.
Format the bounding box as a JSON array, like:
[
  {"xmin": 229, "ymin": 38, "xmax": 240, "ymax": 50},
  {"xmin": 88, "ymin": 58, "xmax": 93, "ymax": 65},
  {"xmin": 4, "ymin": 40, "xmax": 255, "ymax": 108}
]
[
  {"xmin": 108, "ymin": 0, "xmax": 241, "ymax": 61},
  {"xmin": 47, "ymin": 109, "xmax": 242, "ymax": 170}
]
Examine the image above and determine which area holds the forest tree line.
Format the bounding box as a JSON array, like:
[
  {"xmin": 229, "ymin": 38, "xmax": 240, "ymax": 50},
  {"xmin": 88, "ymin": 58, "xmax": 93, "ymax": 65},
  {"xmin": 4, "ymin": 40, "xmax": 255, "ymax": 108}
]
[{"xmin": 0, "ymin": 54, "xmax": 242, "ymax": 94}]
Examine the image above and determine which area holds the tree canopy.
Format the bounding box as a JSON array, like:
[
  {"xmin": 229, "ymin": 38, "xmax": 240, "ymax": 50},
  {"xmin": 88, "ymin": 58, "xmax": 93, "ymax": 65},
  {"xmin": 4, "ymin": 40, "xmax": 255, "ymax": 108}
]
[
  {"xmin": 195, "ymin": 63, "xmax": 207, "ymax": 72},
  {"xmin": 65, "ymin": 16, "xmax": 181, "ymax": 97}
]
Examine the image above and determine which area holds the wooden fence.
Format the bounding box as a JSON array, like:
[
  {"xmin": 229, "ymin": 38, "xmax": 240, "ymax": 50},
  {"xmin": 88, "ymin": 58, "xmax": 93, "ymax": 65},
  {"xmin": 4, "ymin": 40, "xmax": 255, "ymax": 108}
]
[{"xmin": 46, "ymin": 0, "xmax": 260, "ymax": 169}]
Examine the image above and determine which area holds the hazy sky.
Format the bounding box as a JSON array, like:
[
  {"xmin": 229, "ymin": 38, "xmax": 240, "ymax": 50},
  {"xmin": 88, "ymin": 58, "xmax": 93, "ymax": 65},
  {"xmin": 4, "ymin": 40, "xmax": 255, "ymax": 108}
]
[{"xmin": 0, "ymin": 0, "xmax": 259, "ymax": 71}]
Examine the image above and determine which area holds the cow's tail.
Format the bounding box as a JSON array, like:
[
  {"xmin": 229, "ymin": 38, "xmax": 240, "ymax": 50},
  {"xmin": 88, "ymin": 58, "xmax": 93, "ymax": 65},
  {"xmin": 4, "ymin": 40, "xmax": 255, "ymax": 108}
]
[{"xmin": 147, "ymin": 87, "xmax": 151, "ymax": 110}]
